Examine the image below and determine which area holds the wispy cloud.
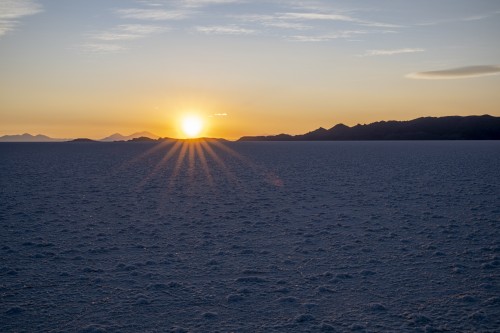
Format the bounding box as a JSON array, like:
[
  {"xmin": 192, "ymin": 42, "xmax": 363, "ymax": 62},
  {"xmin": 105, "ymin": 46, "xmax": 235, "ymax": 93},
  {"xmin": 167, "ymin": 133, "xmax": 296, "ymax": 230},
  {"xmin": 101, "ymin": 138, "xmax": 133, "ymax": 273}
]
[
  {"xmin": 361, "ymin": 48, "xmax": 424, "ymax": 57},
  {"xmin": 135, "ymin": 1, "xmax": 165, "ymax": 7},
  {"xmin": 83, "ymin": 24, "xmax": 167, "ymax": 53},
  {"xmin": 407, "ymin": 65, "xmax": 500, "ymax": 80},
  {"xmin": 90, "ymin": 24, "xmax": 167, "ymax": 41},
  {"xmin": 81, "ymin": 43, "xmax": 128, "ymax": 54},
  {"xmin": 281, "ymin": 12, "xmax": 358, "ymax": 22},
  {"xmin": 289, "ymin": 30, "xmax": 376, "ymax": 42},
  {"xmin": 208, "ymin": 113, "xmax": 228, "ymax": 118},
  {"xmin": 83, "ymin": 4, "xmax": 182, "ymax": 54},
  {"xmin": 0, "ymin": 20, "xmax": 16, "ymax": 37},
  {"xmin": 360, "ymin": 21, "xmax": 402, "ymax": 28},
  {"xmin": 0, "ymin": 0, "xmax": 42, "ymax": 37},
  {"xmin": 181, "ymin": 0, "xmax": 242, "ymax": 8},
  {"xmin": 114, "ymin": 2, "xmax": 402, "ymax": 43},
  {"xmin": 417, "ymin": 12, "xmax": 499, "ymax": 26},
  {"xmin": 116, "ymin": 8, "xmax": 188, "ymax": 21},
  {"xmin": 136, "ymin": 0, "xmax": 241, "ymax": 8},
  {"xmin": 280, "ymin": 11, "xmax": 402, "ymax": 28},
  {"xmin": 195, "ymin": 25, "xmax": 256, "ymax": 35},
  {"xmin": 0, "ymin": 0, "xmax": 41, "ymax": 20},
  {"xmin": 262, "ymin": 21, "xmax": 311, "ymax": 30},
  {"xmin": 235, "ymin": 14, "xmax": 312, "ymax": 31}
]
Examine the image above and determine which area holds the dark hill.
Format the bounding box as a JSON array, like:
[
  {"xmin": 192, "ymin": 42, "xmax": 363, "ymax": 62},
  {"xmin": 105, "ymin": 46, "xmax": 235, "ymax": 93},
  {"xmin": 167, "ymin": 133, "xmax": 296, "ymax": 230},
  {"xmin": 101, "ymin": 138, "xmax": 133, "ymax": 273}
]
[
  {"xmin": 0, "ymin": 133, "xmax": 68, "ymax": 142},
  {"xmin": 238, "ymin": 115, "xmax": 500, "ymax": 141},
  {"xmin": 128, "ymin": 136, "xmax": 156, "ymax": 142},
  {"xmin": 69, "ymin": 138, "xmax": 98, "ymax": 142}
]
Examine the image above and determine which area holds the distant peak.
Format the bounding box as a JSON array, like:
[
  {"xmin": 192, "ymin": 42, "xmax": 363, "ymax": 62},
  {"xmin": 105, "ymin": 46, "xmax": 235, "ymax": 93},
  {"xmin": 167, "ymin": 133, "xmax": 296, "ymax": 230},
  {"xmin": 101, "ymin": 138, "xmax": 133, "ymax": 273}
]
[
  {"xmin": 0, "ymin": 133, "xmax": 66, "ymax": 142},
  {"xmin": 100, "ymin": 131, "xmax": 160, "ymax": 142},
  {"xmin": 306, "ymin": 127, "xmax": 328, "ymax": 134},
  {"xmin": 330, "ymin": 123, "xmax": 349, "ymax": 130}
]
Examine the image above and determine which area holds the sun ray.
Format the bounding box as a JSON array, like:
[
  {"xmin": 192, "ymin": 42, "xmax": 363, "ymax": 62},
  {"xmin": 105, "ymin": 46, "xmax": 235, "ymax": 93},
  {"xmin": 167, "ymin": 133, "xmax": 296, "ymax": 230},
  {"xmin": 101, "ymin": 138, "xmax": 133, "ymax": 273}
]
[
  {"xmin": 168, "ymin": 141, "xmax": 189, "ymax": 191},
  {"xmin": 130, "ymin": 136, "xmax": 284, "ymax": 212},
  {"xmin": 210, "ymin": 140, "xmax": 284, "ymax": 187},
  {"xmin": 187, "ymin": 141, "xmax": 196, "ymax": 187},
  {"xmin": 110, "ymin": 140, "xmax": 175, "ymax": 181},
  {"xmin": 136, "ymin": 140, "xmax": 183, "ymax": 190},
  {"xmin": 120, "ymin": 140, "xmax": 175, "ymax": 170},
  {"xmin": 195, "ymin": 141, "xmax": 214, "ymax": 186},
  {"xmin": 199, "ymin": 140, "xmax": 240, "ymax": 188}
]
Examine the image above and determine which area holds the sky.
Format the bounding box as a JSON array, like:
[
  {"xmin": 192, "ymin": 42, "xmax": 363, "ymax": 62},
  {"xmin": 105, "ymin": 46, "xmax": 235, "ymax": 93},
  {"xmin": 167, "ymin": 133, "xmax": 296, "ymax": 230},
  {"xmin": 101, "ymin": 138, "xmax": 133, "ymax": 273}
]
[{"xmin": 0, "ymin": 0, "xmax": 499, "ymax": 139}]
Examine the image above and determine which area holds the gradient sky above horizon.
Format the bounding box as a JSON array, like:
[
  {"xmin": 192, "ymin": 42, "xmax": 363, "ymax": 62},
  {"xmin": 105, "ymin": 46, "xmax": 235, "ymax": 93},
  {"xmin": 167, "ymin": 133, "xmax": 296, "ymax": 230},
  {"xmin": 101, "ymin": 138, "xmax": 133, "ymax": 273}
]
[{"xmin": 1, "ymin": 0, "xmax": 499, "ymax": 139}]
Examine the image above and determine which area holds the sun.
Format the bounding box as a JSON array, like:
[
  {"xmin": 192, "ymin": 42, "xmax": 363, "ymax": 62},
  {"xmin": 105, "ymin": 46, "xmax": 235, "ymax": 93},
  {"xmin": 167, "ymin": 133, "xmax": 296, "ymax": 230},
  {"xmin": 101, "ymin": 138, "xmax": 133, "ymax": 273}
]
[{"xmin": 181, "ymin": 115, "xmax": 203, "ymax": 138}]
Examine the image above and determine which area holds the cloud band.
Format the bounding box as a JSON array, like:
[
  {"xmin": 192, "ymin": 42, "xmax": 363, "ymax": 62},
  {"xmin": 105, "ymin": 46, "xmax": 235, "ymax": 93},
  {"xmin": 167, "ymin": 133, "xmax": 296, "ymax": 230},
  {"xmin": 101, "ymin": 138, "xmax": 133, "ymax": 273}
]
[{"xmin": 407, "ymin": 65, "xmax": 500, "ymax": 80}]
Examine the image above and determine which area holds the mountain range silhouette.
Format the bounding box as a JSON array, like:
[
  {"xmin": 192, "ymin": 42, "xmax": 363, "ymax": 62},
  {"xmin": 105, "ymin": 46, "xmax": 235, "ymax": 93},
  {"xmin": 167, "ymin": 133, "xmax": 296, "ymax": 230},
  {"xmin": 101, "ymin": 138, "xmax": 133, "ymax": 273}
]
[
  {"xmin": 239, "ymin": 115, "xmax": 500, "ymax": 141},
  {"xmin": 1, "ymin": 115, "xmax": 499, "ymax": 142}
]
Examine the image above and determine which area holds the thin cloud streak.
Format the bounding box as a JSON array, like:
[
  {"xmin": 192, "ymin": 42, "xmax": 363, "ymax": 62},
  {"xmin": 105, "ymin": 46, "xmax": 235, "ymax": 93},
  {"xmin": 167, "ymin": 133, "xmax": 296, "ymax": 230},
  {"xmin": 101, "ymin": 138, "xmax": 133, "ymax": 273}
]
[
  {"xmin": 281, "ymin": 11, "xmax": 402, "ymax": 28},
  {"xmin": 262, "ymin": 21, "xmax": 311, "ymax": 30},
  {"xmin": 361, "ymin": 48, "xmax": 424, "ymax": 57},
  {"xmin": 136, "ymin": 0, "xmax": 241, "ymax": 8},
  {"xmin": 0, "ymin": 0, "xmax": 42, "ymax": 37},
  {"xmin": 195, "ymin": 25, "xmax": 256, "ymax": 35},
  {"xmin": 0, "ymin": 0, "xmax": 42, "ymax": 19},
  {"xmin": 407, "ymin": 65, "xmax": 500, "ymax": 80},
  {"xmin": 81, "ymin": 43, "xmax": 128, "ymax": 53},
  {"xmin": 234, "ymin": 14, "xmax": 312, "ymax": 30},
  {"xmin": 282, "ymin": 12, "xmax": 357, "ymax": 22},
  {"xmin": 120, "ymin": 24, "xmax": 168, "ymax": 34},
  {"xmin": 417, "ymin": 12, "xmax": 499, "ymax": 26},
  {"xmin": 208, "ymin": 113, "xmax": 228, "ymax": 118},
  {"xmin": 83, "ymin": 24, "xmax": 168, "ymax": 52},
  {"xmin": 0, "ymin": 20, "xmax": 17, "ymax": 36},
  {"xmin": 116, "ymin": 8, "xmax": 189, "ymax": 21},
  {"xmin": 289, "ymin": 30, "xmax": 396, "ymax": 42},
  {"xmin": 90, "ymin": 24, "xmax": 167, "ymax": 41},
  {"xmin": 181, "ymin": 0, "xmax": 242, "ymax": 8},
  {"xmin": 289, "ymin": 33, "xmax": 362, "ymax": 42}
]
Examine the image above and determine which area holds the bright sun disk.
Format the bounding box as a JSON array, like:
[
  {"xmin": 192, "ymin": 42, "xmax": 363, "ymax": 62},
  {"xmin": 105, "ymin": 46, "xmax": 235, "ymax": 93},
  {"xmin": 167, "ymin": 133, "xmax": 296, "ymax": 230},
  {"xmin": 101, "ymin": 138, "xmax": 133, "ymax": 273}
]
[{"xmin": 181, "ymin": 115, "xmax": 203, "ymax": 138}]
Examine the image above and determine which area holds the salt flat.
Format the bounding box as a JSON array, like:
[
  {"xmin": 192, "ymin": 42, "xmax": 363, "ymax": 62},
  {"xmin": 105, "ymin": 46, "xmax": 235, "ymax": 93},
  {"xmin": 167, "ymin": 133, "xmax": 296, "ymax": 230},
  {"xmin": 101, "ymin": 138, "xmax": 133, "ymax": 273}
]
[{"xmin": 1, "ymin": 141, "xmax": 499, "ymax": 332}]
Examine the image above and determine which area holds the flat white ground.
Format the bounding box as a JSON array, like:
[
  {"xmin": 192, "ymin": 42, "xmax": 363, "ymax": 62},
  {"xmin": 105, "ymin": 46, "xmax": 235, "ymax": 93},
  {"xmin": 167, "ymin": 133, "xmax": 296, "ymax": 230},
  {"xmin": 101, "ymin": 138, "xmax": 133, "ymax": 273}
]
[{"xmin": 1, "ymin": 141, "xmax": 499, "ymax": 332}]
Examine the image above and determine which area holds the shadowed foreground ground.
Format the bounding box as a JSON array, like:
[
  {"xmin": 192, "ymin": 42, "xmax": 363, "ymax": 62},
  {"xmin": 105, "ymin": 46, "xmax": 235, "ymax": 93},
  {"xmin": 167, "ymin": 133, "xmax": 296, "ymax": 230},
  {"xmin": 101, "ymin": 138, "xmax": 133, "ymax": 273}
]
[{"xmin": 1, "ymin": 141, "xmax": 499, "ymax": 332}]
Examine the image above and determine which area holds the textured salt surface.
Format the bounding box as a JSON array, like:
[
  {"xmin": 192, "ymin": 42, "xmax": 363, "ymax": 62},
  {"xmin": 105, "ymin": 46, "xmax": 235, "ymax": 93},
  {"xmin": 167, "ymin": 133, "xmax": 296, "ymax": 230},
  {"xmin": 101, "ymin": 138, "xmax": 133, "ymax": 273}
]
[{"xmin": 0, "ymin": 141, "xmax": 499, "ymax": 332}]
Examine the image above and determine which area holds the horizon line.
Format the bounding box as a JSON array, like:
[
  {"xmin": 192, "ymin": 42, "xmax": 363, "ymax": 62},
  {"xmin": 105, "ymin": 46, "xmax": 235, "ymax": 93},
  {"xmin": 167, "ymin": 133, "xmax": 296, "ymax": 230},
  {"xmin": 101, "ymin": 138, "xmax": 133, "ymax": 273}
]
[{"xmin": 0, "ymin": 114, "xmax": 497, "ymax": 142}]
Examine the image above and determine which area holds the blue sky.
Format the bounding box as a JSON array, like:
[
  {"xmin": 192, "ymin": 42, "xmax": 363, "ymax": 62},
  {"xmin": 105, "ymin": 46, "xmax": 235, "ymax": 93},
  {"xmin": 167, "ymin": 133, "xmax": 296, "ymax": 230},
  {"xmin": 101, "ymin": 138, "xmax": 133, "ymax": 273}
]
[{"xmin": 1, "ymin": 0, "xmax": 499, "ymax": 138}]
